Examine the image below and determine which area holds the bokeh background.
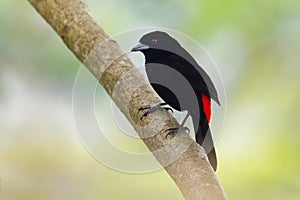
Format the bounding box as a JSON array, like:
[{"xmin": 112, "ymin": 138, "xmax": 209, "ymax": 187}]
[{"xmin": 1, "ymin": 0, "xmax": 300, "ymax": 199}]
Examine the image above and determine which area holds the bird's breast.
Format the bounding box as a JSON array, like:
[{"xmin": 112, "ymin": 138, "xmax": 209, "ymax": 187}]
[{"xmin": 145, "ymin": 63, "xmax": 201, "ymax": 113}]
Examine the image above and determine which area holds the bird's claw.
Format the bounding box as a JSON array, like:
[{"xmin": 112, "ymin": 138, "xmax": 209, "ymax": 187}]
[
  {"xmin": 163, "ymin": 107, "xmax": 173, "ymax": 113},
  {"xmin": 165, "ymin": 126, "xmax": 190, "ymax": 139},
  {"xmin": 139, "ymin": 103, "xmax": 173, "ymax": 120}
]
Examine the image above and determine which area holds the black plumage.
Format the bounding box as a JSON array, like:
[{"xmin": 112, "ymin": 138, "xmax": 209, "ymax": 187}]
[{"xmin": 132, "ymin": 31, "xmax": 220, "ymax": 170}]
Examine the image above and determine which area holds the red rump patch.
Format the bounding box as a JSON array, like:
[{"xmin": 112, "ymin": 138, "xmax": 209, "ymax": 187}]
[{"xmin": 201, "ymin": 94, "xmax": 211, "ymax": 123}]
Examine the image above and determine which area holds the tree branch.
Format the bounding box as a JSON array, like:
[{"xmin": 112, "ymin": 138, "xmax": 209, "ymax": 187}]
[{"xmin": 28, "ymin": 0, "xmax": 227, "ymax": 199}]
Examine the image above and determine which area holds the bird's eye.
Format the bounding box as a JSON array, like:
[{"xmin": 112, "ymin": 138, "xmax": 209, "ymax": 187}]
[{"xmin": 151, "ymin": 38, "xmax": 158, "ymax": 45}]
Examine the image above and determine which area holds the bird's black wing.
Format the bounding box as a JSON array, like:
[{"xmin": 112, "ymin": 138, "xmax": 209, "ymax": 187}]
[{"xmin": 170, "ymin": 47, "xmax": 220, "ymax": 105}]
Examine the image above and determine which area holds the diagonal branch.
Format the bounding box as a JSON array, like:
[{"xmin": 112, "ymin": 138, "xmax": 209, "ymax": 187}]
[{"xmin": 28, "ymin": 0, "xmax": 227, "ymax": 199}]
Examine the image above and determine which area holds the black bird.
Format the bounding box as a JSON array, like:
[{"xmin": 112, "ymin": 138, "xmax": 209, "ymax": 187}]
[{"xmin": 131, "ymin": 31, "xmax": 220, "ymax": 171}]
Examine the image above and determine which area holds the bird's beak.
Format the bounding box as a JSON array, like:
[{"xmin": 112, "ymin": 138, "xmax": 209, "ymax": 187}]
[{"xmin": 131, "ymin": 43, "xmax": 150, "ymax": 52}]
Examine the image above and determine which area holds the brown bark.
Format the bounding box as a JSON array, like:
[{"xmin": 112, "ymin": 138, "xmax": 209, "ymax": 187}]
[{"xmin": 28, "ymin": 0, "xmax": 227, "ymax": 199}]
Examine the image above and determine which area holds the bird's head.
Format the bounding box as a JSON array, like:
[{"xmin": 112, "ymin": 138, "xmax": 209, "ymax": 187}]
[{"xmin": 131, "ymin": 31, "xmax": 181, "ymax": 53}]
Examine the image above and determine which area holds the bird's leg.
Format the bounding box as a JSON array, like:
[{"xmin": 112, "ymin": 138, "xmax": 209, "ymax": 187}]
[
  {"xmin": 139, "ymin": 102, "xmax": 173, "ymax": 120},
  {"xmin": 165, "ymin": 112, "xmax": 190, "ymax": 138}
]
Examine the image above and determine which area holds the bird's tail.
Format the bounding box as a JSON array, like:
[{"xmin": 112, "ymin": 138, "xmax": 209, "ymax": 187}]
[{"xmin": 193, "ymin": 116, "xmax": 217, "ymax": 171}]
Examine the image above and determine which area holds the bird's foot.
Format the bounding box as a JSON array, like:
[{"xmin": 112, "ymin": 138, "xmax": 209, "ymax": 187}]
[
  {"xmin": 139, "ymin": 102, "xmax": 173, "ymax": 120},
  {"xmin": 165, "ymin": 125, "xmax": 190, "ymax": 139}
]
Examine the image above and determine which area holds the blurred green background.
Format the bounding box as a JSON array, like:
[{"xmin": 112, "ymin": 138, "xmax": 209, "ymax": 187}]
[{"xmin": 1, "ymin": 0, "xmax": 300, "ymax": 199}]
